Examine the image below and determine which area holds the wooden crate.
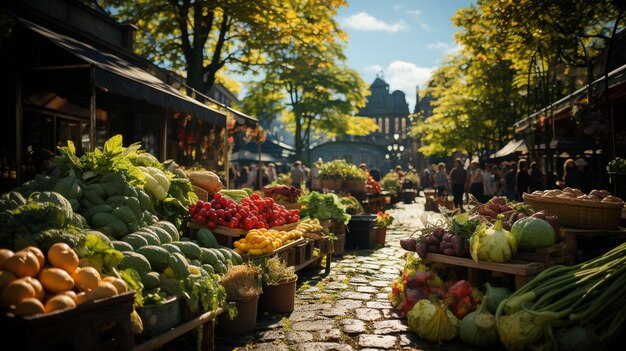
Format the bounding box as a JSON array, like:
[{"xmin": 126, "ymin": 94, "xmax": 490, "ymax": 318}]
[
  {"xmin": 513, "ymin": 242, "xmax": 574, "ymax": 266},
  {"xmin": 1, "ymin": 291, "xmax": 135, "ymax": 351},
  {"xmin": 294, "ymin": 242, "xmax": 308, "ymax": 265},
  {"xmin": 423, "ymin": 253, "xmax": 545, "ymax": 289}
]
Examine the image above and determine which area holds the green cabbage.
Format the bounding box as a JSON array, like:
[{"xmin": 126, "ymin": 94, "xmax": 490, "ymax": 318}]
[
  {"xmin": 407, "ymin": 299, "xmax": 459, "ymax": 343},
  {"xmin": 298, "ymin": 191, "xmax": 350, "ymax": 224},
  {"xmin": 470, "ymin": 215, "xmax": 517, "ymax": 263},
  {"xmin": 459, "ymin": 297, "xmax": 499, "ymax": 346}
]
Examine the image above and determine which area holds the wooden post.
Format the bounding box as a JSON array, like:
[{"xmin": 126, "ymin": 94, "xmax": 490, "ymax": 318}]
[
  {"xmin": 162, "ymin": 114, "xmax": 168, "ymax": 161},
  {"xmin": 89, "ymin": 65, "xmax": 96, "ymax": 151},
  {"xmin": 15, "ymin": 69, "xmax": 23, "ymax": 184},
  {"xmin": 224, "ymin": 128, "xmax": 229, "ymax": 189},
  {"xmin": 258, "ymin": 141, "xmax": 262, "ymax": 189}
]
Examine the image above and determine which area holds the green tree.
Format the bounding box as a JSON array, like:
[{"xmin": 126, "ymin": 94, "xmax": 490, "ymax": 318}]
[
  {"xmin": 92, "ymin": 0, "xmax": 348, "ymax": 97},
  {"xmin": 239, "ymin": 0, "xmax": 374, "ymax": 159},
  {"xmin": 412, "ymin": 0, "xmax": 621, "ymax": 158}
]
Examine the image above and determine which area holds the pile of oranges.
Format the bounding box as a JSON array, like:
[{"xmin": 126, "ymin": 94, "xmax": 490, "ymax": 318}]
[{"xmin": 0, "ymin": 243, "xmax": 127, "ymax": 317}]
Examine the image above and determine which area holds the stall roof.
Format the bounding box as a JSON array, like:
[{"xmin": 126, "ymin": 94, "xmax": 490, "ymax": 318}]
[
  {"xmin": 20, "ymin": 18, "xmax": 226, "ymax": 127},
  {"xmin": 490, "ymin": 139, "xmax": 527, "ymax": 159}
]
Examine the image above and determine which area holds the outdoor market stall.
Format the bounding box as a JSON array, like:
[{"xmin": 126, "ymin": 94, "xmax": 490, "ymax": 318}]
[{"xmin": 388, "ymin": 188, "xmax": 625, "ymax": 349}]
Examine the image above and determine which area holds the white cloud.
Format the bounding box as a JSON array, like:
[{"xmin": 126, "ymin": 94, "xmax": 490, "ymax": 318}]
[
  {"xmin": 365, "ymin": 64, "xmax": 384, "ymax": 73},
  {"xmin": 374, "ymin": 61, "xmax": 434, "ymax": 108},
  {"xmin": 420, "ymin": 22, "xmax": 433, "ymax": 32},
  {"xmin": 406, "ymin": 9, "xmax": 432, "ymax": 32},
  {"xmin": 340, "ymin": 12, "xmax": 407, "ymax": 33},
  {"xmin": 427, "ymin": 41, "xmax": 462, "ymax": 55},
  {"xmin": 407, "ymin": 10, "xmax": 421, "ymax": 18},
  {"xmin": 393, "ymin": 5, "xmax": 404, "ymax": 11}
]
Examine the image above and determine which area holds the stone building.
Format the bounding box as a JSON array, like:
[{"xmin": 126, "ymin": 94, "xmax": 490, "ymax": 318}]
[{"xmin": 309, "ymin": 76, "xmax": 418, "ymax": 174}]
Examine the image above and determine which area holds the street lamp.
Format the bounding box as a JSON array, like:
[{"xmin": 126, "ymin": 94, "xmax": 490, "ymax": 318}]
[
  {"xmin": 393, "ymin": 144, "xmax": 398, "ymax": 151},
  {"xmin": 393, "ymin": 133, "xmax": 399, "ymax": 141},
  {"xmin": 399, "ymin": 145, "xmax": 405, "ymax": 152},
  {"xmin": 387, "ymin": 145, "xmax": 392, "ymax": 151}
]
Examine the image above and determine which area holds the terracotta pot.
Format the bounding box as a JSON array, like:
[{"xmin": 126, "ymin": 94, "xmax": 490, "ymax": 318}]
[
  {"xmin": 375, "ymin": 226, "xmax": 387, "ymax": 245},
  {"xmin": 217, "ymin": 295, "xmax": 259, "ymax": 335},
  {"xmin": 259, "ymin": 277, "xmax": 298, "ymax": 314}
]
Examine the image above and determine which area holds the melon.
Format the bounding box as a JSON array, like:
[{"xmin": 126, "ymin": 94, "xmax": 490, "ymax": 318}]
[{"xmin": 511, "ymin": 217, "xmax": 556, "ymax": 250}]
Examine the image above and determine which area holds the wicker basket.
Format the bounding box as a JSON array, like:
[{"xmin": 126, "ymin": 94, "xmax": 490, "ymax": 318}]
[
  {"xmin": 523, "ymin": 193, "xmax": 623, "ymax": 230},
  {"xmin": 320, "ymin": 178, "xmax": 343, "ymax": 190},
  {"xmin": 192, "ymin": 185, "xmax": 209, "ymax": 202}
]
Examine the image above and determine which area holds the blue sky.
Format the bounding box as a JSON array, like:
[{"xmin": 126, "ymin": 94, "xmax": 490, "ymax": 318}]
[{"xmin": 337, "ymin": 0, "xmax": 475, "ymax": 109}]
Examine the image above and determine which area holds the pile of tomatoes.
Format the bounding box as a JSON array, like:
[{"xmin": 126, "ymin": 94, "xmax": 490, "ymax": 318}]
[{"xmin": 189, "ymin": 193, "xmax": 300, "ymax": 230}]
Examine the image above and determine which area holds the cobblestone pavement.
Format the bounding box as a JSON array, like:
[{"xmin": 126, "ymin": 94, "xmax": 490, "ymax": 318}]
[{"xmin": 216, "ymin": 197, "xmax": 473, "ymax": 351}]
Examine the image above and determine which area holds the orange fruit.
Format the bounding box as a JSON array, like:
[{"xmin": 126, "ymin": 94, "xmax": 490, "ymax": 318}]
[
  {"xmin": 59, "ymin": 290, "xmax": 77, "ymax": 301},
  {"xmin": 44, "ymin": 294, "xmax": 76, "ymax": 313},
  {"xmin": 102, "ymin": 277, "xmax": 127, "ymax": 294},
  {"xmin": 72, "ymin": 267, "xmax": 101, "ymax": 292},
  {"xmin": 22, "ymin": 277, "xmax": 45, "ymax": 301},
  {"xmin": 39, "ymin": 268, "xmax": 74, "ymax": 293},
  {"xmin": 4, "ymin": 251, "xmax": 40, "ymax": 278},
  {"xmin": 47, "ymin": 243, "xmax": 78, "ymax": 274},
  {"xmin": 0, "ymin": 271, "xmax": 17, "ymax": 291},
  {"xmin": 89, "ymin": 282, "xmax": 118, "ymax": 301},
  {"xmin": 1, "ymin": 278, "xmax": 36, "ymax": 305},
  {"xmin": 21, "ymin": 247, "xmax": 45, "ymax": 267},
  {"xmin": 0, "ymin": 249, "xmax": 14, "ymax": 270},
  {"xmin": 14, "ymin": 297, "xmax": 46, "ymax": 317},
  {"xmin": 75, "ymin": 291, "xmax": 89, "ymax": 305}
]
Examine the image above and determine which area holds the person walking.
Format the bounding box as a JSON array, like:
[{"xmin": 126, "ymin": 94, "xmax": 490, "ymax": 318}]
[
  {"xmin": 483, "ymin": 163, "xmax": 496, "ymax": 202},
  {"xmin": 449, "ymin": 158, "xmax": 468, "ymax": 212},
  {"xmin": 247, "ymin": 164, "xmax": 258, "ymax": 189},
  {"xmin": 435, "ymin": 163, "xmax": 448, "ymax": 197},
  {"xmin": 504, "ymin": 162, "xmax": 517, "ymax": 201},
  {"xmin": 311, "ymin": 160, "xmax": 323, "ymax": 190},
  {"xmin": 529, "ymin": 161, "xmax": 544, "ymax": 192},
  {"xmin": 516, "ymin": 159, "xmax": 531, "ymax": 199},
  {"xmin": 267, "ymin": 163, "xmax": 276, "ymax": 184},
  {"xmin": 290, "ymin": 161, "xmax": 305, "ymax": 189},
  {"xmin": 467, "ymin": 161, "xmax": 484, "ymax": 203}
]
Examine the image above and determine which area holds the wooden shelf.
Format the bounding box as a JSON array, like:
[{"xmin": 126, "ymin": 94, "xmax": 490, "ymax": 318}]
[
  {"xmin": 423, "ymin": 253, "xmax": 545, "ymax": 276},
  {"xmin": 131, "ymin": 308, "xmax": 223, "ymax": 351}
]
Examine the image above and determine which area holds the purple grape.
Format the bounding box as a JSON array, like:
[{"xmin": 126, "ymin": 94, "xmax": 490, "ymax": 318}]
[
  {"xmin": 443, "ymin": 233, "xmax": 454, "ymax": 242},
  {"xmin": 451, "ymin": 235, "xmax": 464, "ymax": 256},
  {"xmin": 400, "ymin": 238, "xmax": 418, "ymax": 252},
  {"xmin": 443, "ymin": 248, "xmax": 456, "ymax": 256},
  {"xmin": 433, "ymin": 227, "xmax": 445, "ymax": 239},
  {"xmin": 428, "ymin": 244, "xmax": 440, "ymax": 253},
  {"xmin": 427, "ymin": 235, "xmax": 440, "ymax": 246},
  {"xmin": 416, "ymin": 243, "xmax": 428, "ymax": 259}
]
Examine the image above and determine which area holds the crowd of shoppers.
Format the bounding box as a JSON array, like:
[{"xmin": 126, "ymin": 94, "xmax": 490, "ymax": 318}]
[{"xmin": 421, "ymin": 156, "xmax": 593, "ymax": 212}]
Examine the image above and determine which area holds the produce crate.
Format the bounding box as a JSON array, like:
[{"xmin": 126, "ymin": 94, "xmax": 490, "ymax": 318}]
[
  {"xmin": 513, "ymin": 242, "xmax": 574, "ymax": 265},
  {"xmin": 0, "ymin": 291, "xmax": 135, "ymax": 351},
  {"xmin": 304, "ymin": 240, "xmax": 314, "ymax": 261},
  {"xmin": 137, "ymin": 297, "xmax": 180, "ymax": 337},
  {"xmin": 294, "ymin": 242, "xmax": 308, "ymax": 265},
  {"xmin": 422, "ymin": 253, "xmax": 545, "ymax": 289}
]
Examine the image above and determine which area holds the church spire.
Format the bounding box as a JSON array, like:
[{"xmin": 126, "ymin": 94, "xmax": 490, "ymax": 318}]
[{"xmin": 414, "ymin": 85, "xmax": 420, "ymax": 114}]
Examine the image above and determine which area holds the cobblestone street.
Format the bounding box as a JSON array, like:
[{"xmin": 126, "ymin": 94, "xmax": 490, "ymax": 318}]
[{"xmin": 216, "ymin": 198, "xmax": 465, "ymax": 351}]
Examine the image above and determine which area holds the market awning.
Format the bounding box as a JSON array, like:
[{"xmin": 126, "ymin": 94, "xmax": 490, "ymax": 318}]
[
  {"xmin": 231, "ymin": 150, "xmax": 278, "ymax": 162},
  {"xmin": 490, "ymin": 139, "xmax": 527, "ymax": 158},
  {"xmin": 20, "ymin": 18, "xmax": 226, "ymax": 126}
]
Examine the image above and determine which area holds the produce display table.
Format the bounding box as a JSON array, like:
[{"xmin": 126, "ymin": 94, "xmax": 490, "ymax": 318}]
[
  {"xmin": 422, "ymin": 253, "xmax": 545, "ymax": 289},
  {"xmin": 562, "ymin": 226, "xmax": 626, "ymax": 259},
  {"xmin": 132, "ymin": 308, "xmax": 223, "ymax": 351},
  {"xmin": 240, "ymin": 238, "xmax": 332, "ymax": 275}
]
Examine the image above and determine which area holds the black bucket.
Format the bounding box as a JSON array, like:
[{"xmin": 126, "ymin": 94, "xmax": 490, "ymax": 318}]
[{"xmin": 346, "ymin": 215, "xmax": 377, "ymax": 250}]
